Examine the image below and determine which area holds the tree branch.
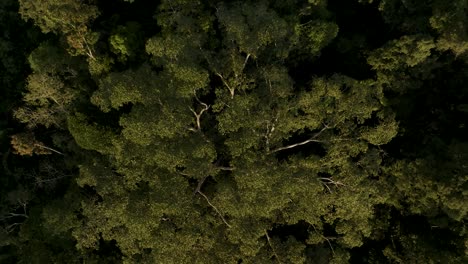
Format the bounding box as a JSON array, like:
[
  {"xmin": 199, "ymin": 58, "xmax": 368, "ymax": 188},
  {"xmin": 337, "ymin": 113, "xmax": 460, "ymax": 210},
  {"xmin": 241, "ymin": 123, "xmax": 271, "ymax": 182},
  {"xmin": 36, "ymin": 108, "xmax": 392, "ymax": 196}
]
[
  {"xmin": 269, "ymin": 125, "xmax": 329, "ymax": 154},
  {"xmin": 216, "ymin": 73, "xmax": 235, "ymax": 99},
  {"xmin": 189, "ymin": 92, "xmax": 210, "ymax": 131},
  {"xmin": 218, "ymin": 166, "xmax": 235, "ymax": 171},
  {"xmin": 269, "ymin": 138, "xmax": 324, "ymax": 154},
  {"xmin": 197, "ymin": 190, "xmax": 231, "ymax": 228},
  {"xmin": 193, "ymin": 176, "xmax": 207, "ymax": 196},
  {"xmin": 311, "ymin": 224, "xmax": 335, "ymax": 256},
  {"xmin": 192, "ymin": 170, "xmax": 230, "ymax": 228},
  {"xmin": 241, "ymin": 53, "xmax": 251, "ymax": 73},
  {"xmin": 320, "ymin": 177, "xmax": 347, "ymax": 187},
  {"xmin": 34, "ymin": 174, "xmax": 71, "ymax": 185},
  {"xmin": 5, "ymin": 223, "xmax": 21, "ymax": 233},
  {"xmin": 265, "ymin": 230, "xmax": 282, "ymax": 263},
  {"xmin": 319, "ymin": 177, "xmax": 346, "ymax": 193},
  {"xmin": 264, "ymin": 113, "xmax": 280, "ymax": 152},
  {"xmin": 322, "ymin": 182, "xmax": 332, "ymax": 193},
  {"xmin": 34, "ymin": 144, "xmax": 64, "ymax": 155},
  {"xmin": 3, "ymin": 213, "xmax": 28, "ymax": 219},
  {"xmin": 80, "ymin": 34, "xmax": 96, "ymax": 61}
]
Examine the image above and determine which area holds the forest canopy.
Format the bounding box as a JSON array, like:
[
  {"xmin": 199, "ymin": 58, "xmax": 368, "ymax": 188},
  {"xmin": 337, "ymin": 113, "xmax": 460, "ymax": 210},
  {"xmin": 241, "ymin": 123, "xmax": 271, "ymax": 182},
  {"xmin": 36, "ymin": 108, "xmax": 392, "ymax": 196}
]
[{"xmin": 1, "ymin": 0, "xmax": 467, "ymax": 263}]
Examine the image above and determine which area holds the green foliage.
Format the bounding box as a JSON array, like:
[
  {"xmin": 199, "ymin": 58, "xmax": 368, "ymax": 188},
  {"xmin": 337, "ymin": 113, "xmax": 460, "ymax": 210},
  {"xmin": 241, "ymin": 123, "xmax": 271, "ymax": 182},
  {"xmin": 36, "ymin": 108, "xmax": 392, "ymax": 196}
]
[
  {"xmin": 430, "ymin": 0, "xmax": 468, "ymax": 56},
  {"xmin": 14, "ymin": 72, "xmax": 77, "ymax": 129},
  {"xmin": 295, "ymin": 20, "xmax": 339, "ymax": 55},
  {"xmin": 91, "ymin": 66, "xmax": 153, "ymax": 112},
  {"xmin": 216, "ymin": 1, "xmax": 290, "ymax": 58},
  {"xmin": 28, "ymin": 41, "xmax": 80, "ymax": 74},
  {"xmin": 13, "ymin": 40, "xmax": 87, "ymax": 130},
  {"xmin": 87, "ymin": 54, "xmax": 115, "ymax": 76},
  {"xmin": 368, "ymin": 35, "xmax": 436, "ymax": 71},
  {"xmin": 384, "ymin": 142, "xmax": 468, "ymax": 221},
  {"xmin": 18, "ymin": 0, "xmax": 99, "ymax": 34},
  {"xmin": 19, "ymin": 0, "xmax": 100, "ymax": 58},
  {"xmin": 109, "ymin": 22, "xmax": 143, "ymax": 62},
  {"xmin": 3, "ymin": 0, "xmax": 468, "ymax": 263},
  {"xmin": 67, "ymin": 114, "xmax": 117, "ymax": 154}
]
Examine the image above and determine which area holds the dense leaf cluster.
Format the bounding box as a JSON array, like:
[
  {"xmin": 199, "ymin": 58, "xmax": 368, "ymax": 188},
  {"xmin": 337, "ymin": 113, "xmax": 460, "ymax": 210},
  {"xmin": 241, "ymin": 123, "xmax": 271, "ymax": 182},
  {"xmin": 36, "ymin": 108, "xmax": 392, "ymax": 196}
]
[{"xmin": 1, "ymin": 0, "xmax": 467, "ymax": 263}]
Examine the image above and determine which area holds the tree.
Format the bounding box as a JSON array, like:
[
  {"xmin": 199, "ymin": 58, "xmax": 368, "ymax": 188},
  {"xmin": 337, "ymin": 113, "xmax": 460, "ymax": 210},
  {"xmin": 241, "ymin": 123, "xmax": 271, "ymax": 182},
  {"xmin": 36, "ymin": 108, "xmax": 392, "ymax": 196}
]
[
  {"xmin": 430, "ymin": 0, "xmax": 468, "ymax": 56},
  {"xmin": 14, "ymin": 73, "xmax": 77, "ymax": 129},
  {"xmin": 19, "ymin": 0, "xmax": 100, "ymax": 58},
  {"xmin": 3, "ymin": 0, "xmax": 468, "ymax": 263}
]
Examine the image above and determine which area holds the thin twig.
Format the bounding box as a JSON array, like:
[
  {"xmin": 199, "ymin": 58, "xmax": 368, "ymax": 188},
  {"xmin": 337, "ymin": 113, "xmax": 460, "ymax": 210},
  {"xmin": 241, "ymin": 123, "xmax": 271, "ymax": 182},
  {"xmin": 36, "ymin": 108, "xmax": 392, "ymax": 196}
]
[
  {"xmin": 177, "ymin": 171, "xmax": 192, "ymax": 177},
  {"xmin": 34, "ymin": 144, "xmax": 64, "ymax": 155},
  {"xmin": 197, "ymin": 191, "xmax": 231, "ymax": 228},
  {"xmin": 319, "ymin": 177, "xmax": 347, "ymax": 186},
  {"xmin": 0, "ymin": 213, "xmax": 28, "ymax": 221},
  {"xmin": 323, "ymin": 236, "xmax": 335, "ymax": 256},
  {"xmin": 265, "ymin": 230, "xmax": 282, "ymax": 263},
  {"xmin": 269, "ymin": 138, "xmax": 324, "ymax": 153},
  {"xmin": 241, "ymin": 53, "xmax": 251, "ymax": 72},
  {"xmin": 319, "ymin": 177, "xmax": 347, "ymax": 193},
  {"xmin": 269, "ymin": 125, "xmax": 329, "ymax": 154},
  {"xmin": 311, "ymin": 224, "xmax": 335, "ymax": 256},
  {"xmin": 80, "ymin": 34, "xmax": 96, "ymax": 61},
  {"xmin": 218, "ymin": 166, "xmax": 235, "ymax": 171},
  {"xmin": 35, "ymin": 174, "xmax": 71, "ymax": 184},
  {"xmin": 5, "ymin": 223, "xmax": 21, "ymax": 233},
  {"xmin": 322, "ymin": 182, "xmax": 332, "ymax": 193}
]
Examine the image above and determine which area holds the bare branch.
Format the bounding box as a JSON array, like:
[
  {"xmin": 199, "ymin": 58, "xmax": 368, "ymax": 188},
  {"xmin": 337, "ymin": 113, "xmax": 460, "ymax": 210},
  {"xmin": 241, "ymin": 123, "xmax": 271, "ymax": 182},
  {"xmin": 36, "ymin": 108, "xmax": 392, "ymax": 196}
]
[
  {"xmin": 264, "ymin": 113, "xmax": 280, "ymax": 152},
  {"xmin": 269, "ymin": 125, "xmax": 329, "ymax": 154},
  {"xmin": 2, "ymin": 213, "xmax": 28, "ymax": 220},
  {"xmin": 189, "ymin": 107, "xmax": 199, "ymax": 129},
  {"xmin": 319, "ymin": 176, "xmax": 347, "ymax": 193},
  {"xmin": 265, "ymin": 230, "xmax": 282, "ymax": 264},
  {"xmin": 269, "ymin": 138, "xmax": 324, "ymax": 154},
  {"xmin": 323, "ymin": 236, "xmax": 335, "ymax": 256},
  {"xmin": 216, "ymin": 73, "xmax": 235, "ymax": 99},
  {"xmin": 267, "ymin": 78, "xmax": 273, "ymax": 94},
  {"xmin": 80, "ymin": 35, "xmax": 96, "ymax": 61},
  {"xmin": 5, "ymin": 223, "xmax": 21, "ymax": 233},
  {"xmin": 34, "ymin": 144, "xmax": 64, "ymax": 155},
  {"xmin": 35, "ymin": 174, "xmax": 71, "ymax": 185},
  {"xmin": 197, "ymin": 191, "xmax": 231, "ymax": 228},
  {"xmin": 193, "ymin": 90, "xmax": 207, "ymax": 107},
  {"xmin": 322, "ymin": 182, "xmax": 332, "ymax": 193},
  {"xmin": 241, "ymin": 53, "xmax": 251, "ymax": 73},
  {"xmin": 218, "ymin": 166, "xmax": 235, "ymax": 171},
  {"xmin": 319, "ymin": 177, "xmax": 347, "ymax": 187},
  {"xmin": 189, "ymin": 92, "xmax": 210, "ymax": 131},
  {"xmin": 20, "ymin": 200, "xmax": 28, "ymax": 215},
  {"xmin": 178, "ymin": 171, "xmax": 192, "ymax": 178},
  {"xmin": 311, "ymin": 224, "xmax": 335, "ymax": 256},
  {"xmin": 193, "ymin": 176, "xmax": 207, "ymax": 196}
]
